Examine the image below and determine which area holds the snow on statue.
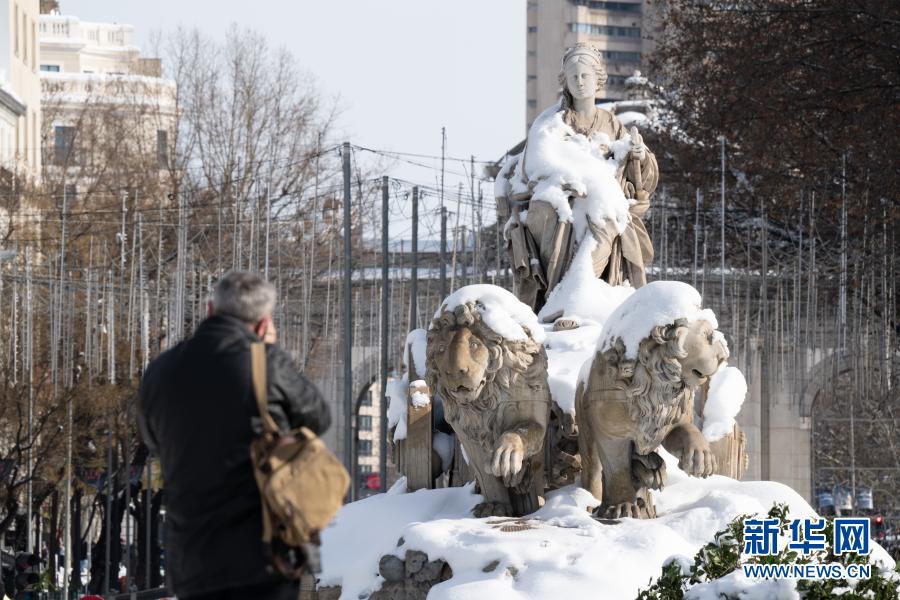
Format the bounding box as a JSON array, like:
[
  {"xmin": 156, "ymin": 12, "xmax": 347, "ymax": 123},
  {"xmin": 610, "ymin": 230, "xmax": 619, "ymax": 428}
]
[
  {"xmin": 496, "ymin": 42, "xmax": 659, "ymax": 314},
  {"xmin": 576, "ymin": 281, "xmax": 729, "ymax": 519}
]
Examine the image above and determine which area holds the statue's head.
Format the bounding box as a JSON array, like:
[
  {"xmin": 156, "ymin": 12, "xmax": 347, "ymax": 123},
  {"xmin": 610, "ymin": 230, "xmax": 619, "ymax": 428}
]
[{"xmin": 558, "ymin": 43, "xmax": 608, "ymax": 110}]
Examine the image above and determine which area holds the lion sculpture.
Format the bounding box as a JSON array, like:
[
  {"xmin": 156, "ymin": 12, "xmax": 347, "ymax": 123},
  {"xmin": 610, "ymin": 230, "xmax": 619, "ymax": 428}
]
[
  {"xmin": 577, "ymin": 315, "xmax": 728, "ymax": 519},
  {"xmin": 426, "ymin": 297, "xmax": 551, "ymax": 518}
]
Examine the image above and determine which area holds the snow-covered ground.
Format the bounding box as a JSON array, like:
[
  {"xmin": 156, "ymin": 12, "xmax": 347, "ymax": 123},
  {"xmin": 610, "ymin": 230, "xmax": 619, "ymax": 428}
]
[{"xmin": 320, "ymin": 450, "xmax": 895, "ymax": 599}]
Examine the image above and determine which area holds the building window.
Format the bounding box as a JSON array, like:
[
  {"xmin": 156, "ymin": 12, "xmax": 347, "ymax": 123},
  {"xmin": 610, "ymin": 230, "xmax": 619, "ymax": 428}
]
[
  {"xmin": 22, "ymin": 12, "xmax": 27, "ymax": 65},
  {"xmin": 607, "ymin": 74, "xmax": 630, "ymax": 87},
  {"xmin": 358, "ymin": 415, "xmax": 372, "ymax": 431},
  {"xmin": 54, "ymin": 125, "xmax": 77, "ymax": 165},
  {"xmin": 31, "ymin": 21, "xmax": 36, "ymax": 71},
  {"xmin": 527, "ymin": 26, "xmax": 538, "ymax": 33},
  {"xmin": 14, "ymin": 6, "xmax": 19, "ymax": 57},
  {"xmin": 358, "ymin": 440, "xmax": 373, "ymax": 456},
  {"xmin": 156, "ymin": 130, "xmax": 169, "ymax": 167},
  {"xmin": 358, "ymin": 464, "xmax": 373, "ymax": 475},
  {"xmin": 360, "ymin": 390, "xmax": 372, "ymax": 406},
  {"xmin": 601, "ymin": 50, "xmax": 641, "ymax": 62},
  {"xmin": 527, "ymin": 50, "xmax": 537, "ymax": 57},
  {"xmin": 527, "ymin": 99, "xmax": 537, "ymax": 108},
  {"xmin": 527, "ymin": 74, "xmax": 537, "ymax": 81},
  {"xmin": 40, "ymin": 65, "xmax": 60, "ymax": 72},
  {"xmin": 568, "ymin": 0, "xmax": 642, "ymax": 12},
  {"xmin": 568, "ymin": 23, "xmax": 641, "ymax": 38}
]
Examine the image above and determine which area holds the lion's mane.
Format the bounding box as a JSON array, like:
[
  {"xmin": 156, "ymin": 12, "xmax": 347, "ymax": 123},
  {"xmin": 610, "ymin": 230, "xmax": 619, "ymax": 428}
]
[
  {"xmin": 425, "ymin": 302, "xmax": 547, "ymax": 452},
  {"xmin": 600, "ymin": 318, "xmax": 693, "ymax": 454}
]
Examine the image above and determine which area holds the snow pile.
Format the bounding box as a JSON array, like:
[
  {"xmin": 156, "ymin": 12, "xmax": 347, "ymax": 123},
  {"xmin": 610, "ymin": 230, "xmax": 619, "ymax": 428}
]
[
  {"xmin": 404, "ymin": 330, "xmax": 427, "ymax": 378},
  {"xmin": 538, "ymin": 238, "xmax": 636, "ymax": 414},
  {"xmin": 683, "ymin": 572, "xmax": 799, "ymax": 600},
  {"xmin": 436, "ymin": 284, "xmax": 545, "ymax": 344},
  {"xmin": 320, "ymin": 450, "xmax": 895, "ymax": 600},
  {"xmin": 702, "ymin": 367, "xmax": 749, "ymax": 442},
  {"xmin": 319, "ymin": 481, "xmax": 480, "ymax": 597},
  {"xmin": 432, "ymin": 431, "xmax": 455, "ymax": 472},
  {"xmin": 599, "ymin": 280, "xmax": 718, "ymax": 359},
  {"xmin": 538, "ymin": 237, "xmax": 635, "ymax": 326},
  {"xmin": 523, "ymin": 104, "xmax": 632, "ymax": 242},
  {"xmin": 408, "ymin": 381, "xmax": 431, "ymax": 408},
  {"xmin": 543, "ymin": 323, "xmax": 604, "ymax": 415},
  {"xmin": 386, "ymin": 329, "xmax": 428, "ymax": 441},
  {"xmin": 385, "ymin": 377, "xmax": 409, "ymax": 441}
]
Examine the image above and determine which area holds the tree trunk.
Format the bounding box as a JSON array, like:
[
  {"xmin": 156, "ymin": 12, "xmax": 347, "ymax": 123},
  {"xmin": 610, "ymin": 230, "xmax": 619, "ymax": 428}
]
[{"xmin": 87, "ymin": 491, "xmax": 125, "ymax": 594}]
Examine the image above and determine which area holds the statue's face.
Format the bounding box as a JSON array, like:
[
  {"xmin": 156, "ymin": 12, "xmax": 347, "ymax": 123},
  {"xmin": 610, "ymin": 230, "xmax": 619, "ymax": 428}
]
[
  {"xmin": 432, "ymin": 326, "xmax": 491, "ymax": 401},
  {"xmin": 678, "ymin": 320, "xmax": 728, "ymax": 389},
  {"xmin": 565, "ymin": 59, "xmax": 599, "ymax": 101}
]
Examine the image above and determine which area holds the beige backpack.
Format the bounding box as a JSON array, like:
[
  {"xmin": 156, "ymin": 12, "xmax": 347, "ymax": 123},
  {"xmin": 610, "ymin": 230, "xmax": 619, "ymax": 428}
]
[{"xmin": 248, "ymin": 342, "xmax": 350, "ymax": 577}]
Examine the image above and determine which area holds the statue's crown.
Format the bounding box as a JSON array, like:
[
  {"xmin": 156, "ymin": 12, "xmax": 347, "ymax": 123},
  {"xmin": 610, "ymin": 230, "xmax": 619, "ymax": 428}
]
[{"xmin": 562, "ymin": 43, "xmax": 603, "ymax": 67}]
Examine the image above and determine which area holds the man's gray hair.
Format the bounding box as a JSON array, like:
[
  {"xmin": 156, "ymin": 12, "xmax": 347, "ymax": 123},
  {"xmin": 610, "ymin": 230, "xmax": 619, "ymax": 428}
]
[{"xmin": 213, "ymin": 271, "xmax": 276, "ymax": 323}]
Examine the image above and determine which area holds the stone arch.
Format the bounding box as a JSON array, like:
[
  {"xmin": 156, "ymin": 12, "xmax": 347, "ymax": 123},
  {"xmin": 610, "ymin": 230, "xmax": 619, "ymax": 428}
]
[{"xmin": 799, "ymin": 351, "xmax": 856, "ymax": 419}]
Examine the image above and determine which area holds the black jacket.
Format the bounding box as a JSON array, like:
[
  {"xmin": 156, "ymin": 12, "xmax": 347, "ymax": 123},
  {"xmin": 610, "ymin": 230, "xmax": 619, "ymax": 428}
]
[{"xmin": 138, "ymin": 314, "xmax": 330, "ymax": 597}]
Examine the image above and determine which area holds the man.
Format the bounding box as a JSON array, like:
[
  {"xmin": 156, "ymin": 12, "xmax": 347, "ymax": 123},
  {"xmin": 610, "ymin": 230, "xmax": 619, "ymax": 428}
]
[{"xmin": 139, "ymin": 272, "xmax": 330, "ymax": 600}]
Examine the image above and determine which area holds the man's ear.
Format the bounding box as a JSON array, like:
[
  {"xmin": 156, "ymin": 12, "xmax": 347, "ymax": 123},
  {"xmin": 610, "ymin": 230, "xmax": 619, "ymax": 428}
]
[
  {"xmin": 207, "ymin": 300, "xmax": 214, "ymax": 317},
  {"xmin": 253, "ymin": 315, "xmax": 272, "ymax": 340}
]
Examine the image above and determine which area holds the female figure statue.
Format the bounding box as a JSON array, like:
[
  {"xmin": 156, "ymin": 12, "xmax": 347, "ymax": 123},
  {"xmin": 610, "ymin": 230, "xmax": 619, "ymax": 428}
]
[{"xmin": 497, "ymin": 43, "xmax": 659, "ymax": 314}]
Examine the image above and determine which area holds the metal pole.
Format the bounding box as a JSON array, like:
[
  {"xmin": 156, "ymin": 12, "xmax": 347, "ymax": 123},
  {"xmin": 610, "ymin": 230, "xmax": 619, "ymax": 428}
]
[
  {"xmin": 720, "ymin": 136, "xmax": 726, "ymax": 310},
  {"xmin": 760, "ymin": 201, "xmax": 770, "ymax": 481},
  {"xmin": 61, "ymin": 184, "xmax": 72, "ymax": 600},
  {"xmin": 25, "ymin": 250, "xmax": 33, "ymax": 552},
  {"xmin": 440, "ymin": 206, "xmax": 447, "ymax": 299},
  {"xmin": 104, "ymin": 417, "xmax": 112, "ymax": 596},
  {"xmin": 264, "ymin": 184, "xmax": 271, "ymax": 279},
  {"xmin": 379, "ymin": 176, "xmax": 390, "ymax": 493},
  {"xmin": 693, "ymin": 189, "xmax": 701, "ymax": 289},
  {"xmin": 145, "ymin": 460, "xmax": 152, "ymax": 588},
  {"xmin": 410, "ymin": 186, "xmax": 419, "ymax": 331},
  {"xmin": 341, "ymin": 142, "xmax": 354, "ymax": 498}
]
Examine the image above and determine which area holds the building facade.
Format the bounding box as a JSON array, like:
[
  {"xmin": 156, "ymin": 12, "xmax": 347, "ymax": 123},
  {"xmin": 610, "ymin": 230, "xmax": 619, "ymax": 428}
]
[
  {"xmin": 38, "ymin": 11, "xmax": 176, "ymax": 183},
  {"xmin": 0, "ymin": 0, "xmax": 41, "ymax": 176},
  {"xmin": 526, "ymin": 0, "xmax": 659, "ymax": 129}
]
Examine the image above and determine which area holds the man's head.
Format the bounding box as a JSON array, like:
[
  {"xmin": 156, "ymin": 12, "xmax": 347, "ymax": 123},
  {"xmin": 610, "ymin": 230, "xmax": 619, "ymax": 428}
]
[{"xmin": 211, "ymin": 271, "xmax": 277, "ymax": 341}]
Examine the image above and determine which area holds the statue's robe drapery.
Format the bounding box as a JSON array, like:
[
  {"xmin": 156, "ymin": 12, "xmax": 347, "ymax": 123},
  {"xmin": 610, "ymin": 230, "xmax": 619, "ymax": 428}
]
[{"xmin": 498, "ymin": 108, "xmax": 658, "ymax": 314}]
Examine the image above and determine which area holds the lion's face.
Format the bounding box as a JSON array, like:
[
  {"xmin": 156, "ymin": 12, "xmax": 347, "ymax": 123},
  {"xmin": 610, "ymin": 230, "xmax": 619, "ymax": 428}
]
[
  {"xmin": 431, "ymin": 326, "xmax": 491, "ymax": 401},
  {"xmin": 678, "ymin": 320, "xmax": 728, "ymax": 389}
]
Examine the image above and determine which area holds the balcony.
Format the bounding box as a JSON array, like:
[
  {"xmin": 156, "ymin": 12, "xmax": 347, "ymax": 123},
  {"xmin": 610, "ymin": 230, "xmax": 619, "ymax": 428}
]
[{"xmin": 39, "ymin": 15, "xmax": 137, "ymax": 49}]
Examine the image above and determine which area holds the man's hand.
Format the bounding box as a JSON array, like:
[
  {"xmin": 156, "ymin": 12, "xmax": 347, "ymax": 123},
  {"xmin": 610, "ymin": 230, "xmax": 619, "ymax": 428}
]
[
  {"xmin": 629, "ymin": 126, "xmax": 646, "ymax": 161},
  {"xmin": 263, "ymin": 322, "xmax": 277, "ymax": 344}
]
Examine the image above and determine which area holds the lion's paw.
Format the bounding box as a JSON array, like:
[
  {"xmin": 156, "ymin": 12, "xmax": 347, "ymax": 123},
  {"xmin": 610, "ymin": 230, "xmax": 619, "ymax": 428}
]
[{"xmin": 599, "ymin": 496, "xmax": 656, "ymax": 520}]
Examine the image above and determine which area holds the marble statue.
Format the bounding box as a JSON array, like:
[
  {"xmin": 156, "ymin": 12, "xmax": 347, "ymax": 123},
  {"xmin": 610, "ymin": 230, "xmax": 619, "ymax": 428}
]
[
  {"xmin": 425, "ymin": 300, "xmax": 550, "ymax": 518},
  {"xmin": 496, "ymin": 43, "xmax": 659, "ymax": 313},
  {"xmin": 576, "ymin": 317, "xmax": 728, "ymax": 519}
]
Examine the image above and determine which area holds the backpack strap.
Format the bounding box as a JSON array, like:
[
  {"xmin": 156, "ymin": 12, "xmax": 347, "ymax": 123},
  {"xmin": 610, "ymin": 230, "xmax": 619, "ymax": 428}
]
[{"xmin": 250, "ymin": 342, "xmax": 280, "ymax": 434}]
